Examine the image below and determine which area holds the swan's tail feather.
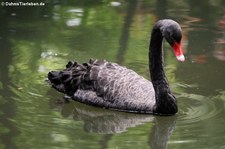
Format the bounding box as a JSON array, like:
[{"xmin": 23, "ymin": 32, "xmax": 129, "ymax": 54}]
[{"xmin": 48, "ymin": 60, "xmax": 94, "ymax": 96}]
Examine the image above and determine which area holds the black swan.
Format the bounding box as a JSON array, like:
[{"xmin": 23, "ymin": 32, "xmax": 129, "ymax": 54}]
[{"xmin": 48, "ymin": 19, "xmax": 185, "ymax": 115}]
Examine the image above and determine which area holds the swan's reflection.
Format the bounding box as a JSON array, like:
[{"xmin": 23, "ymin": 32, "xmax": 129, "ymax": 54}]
[
  {"xmin": 149, "ymin": 116, "xmax": 177, "ymax": 149},
  {"xmin": 72, "ymin": 102, "xmax": 154, "ymax": 134},
  {"xmin": 49, "ymin": 97, "xmax": 177, "ymax": 149}
]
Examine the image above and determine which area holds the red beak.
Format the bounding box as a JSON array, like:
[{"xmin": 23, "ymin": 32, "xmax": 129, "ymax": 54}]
[{"xmin": 172, "ymin": 42, "xmax": 185, "ymax": 62}]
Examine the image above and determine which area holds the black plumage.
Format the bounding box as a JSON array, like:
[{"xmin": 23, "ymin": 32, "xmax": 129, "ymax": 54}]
[{"xmin": 48, "ymin": 19, "xmax": 184, "ymax": 115}]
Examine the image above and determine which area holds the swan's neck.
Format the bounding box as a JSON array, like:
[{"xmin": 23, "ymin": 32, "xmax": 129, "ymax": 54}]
[
  {"xmin": 149, "ymin": 28, "xmax": 165, "ymax": 83},
  {"xmin": 149, "ymin": 28, "xmax": 177, "ymax": 115}
]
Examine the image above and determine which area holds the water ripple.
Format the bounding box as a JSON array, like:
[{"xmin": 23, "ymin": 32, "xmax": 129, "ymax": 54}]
[{"xmin": 178, "ymin": 93, "xmax": 223, "ymax": 124}]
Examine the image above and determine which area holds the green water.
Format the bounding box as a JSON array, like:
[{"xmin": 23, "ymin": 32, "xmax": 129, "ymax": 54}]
[{"xmin": 0, "ymin": 0, "xmax": 225, "ymax": 149}]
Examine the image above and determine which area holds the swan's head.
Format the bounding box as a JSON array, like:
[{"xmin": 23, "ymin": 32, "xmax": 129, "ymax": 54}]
[{"xmin": 160, "ymin": 19, "xmax": 185, "ymax": 62}]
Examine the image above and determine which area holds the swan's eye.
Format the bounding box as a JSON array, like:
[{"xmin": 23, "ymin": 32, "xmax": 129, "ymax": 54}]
[{"xmin": 172, "ymin": 31, "xmax": 182, "ymax": 43}]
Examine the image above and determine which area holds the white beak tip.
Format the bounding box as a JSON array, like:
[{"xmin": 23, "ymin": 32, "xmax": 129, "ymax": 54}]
[{"xmin": 176, "ymin": 55, "xmax": 185, "ymax": 62}]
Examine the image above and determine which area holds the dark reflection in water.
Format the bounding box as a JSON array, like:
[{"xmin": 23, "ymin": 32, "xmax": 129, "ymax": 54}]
[
  {"xmin": 117, "ymin": 0, "xmax": 137, "ymax": 64},
  {"xmin": 0, "ymin": 0, "xmax": 225, "ymax": 149},
  {"xmin": 49, "ymin": 95, "xmax": 177, "ymax": 149},
  {"xmin": 0, "ymin": 14, "xmax": 18, "ymax": 149},
  {"xmin": 149, "ymin": 116, "xmax": 177, "ymax": 149}
]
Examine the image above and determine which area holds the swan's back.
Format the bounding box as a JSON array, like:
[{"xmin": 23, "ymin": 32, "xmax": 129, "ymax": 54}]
[{"xmin": 48, "ymin": 59, "xmax": 155, "ymax": 113}]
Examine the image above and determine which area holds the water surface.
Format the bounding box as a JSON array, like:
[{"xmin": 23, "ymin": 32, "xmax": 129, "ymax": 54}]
[{"xmin": 0, "ymin": 0, "xmax": 225, "ymax": 149}]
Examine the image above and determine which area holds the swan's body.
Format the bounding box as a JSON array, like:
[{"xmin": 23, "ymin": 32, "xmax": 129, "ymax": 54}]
[{"xmin": 48, "ymin": 19, "xmax": 185, "ymax": 115}]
